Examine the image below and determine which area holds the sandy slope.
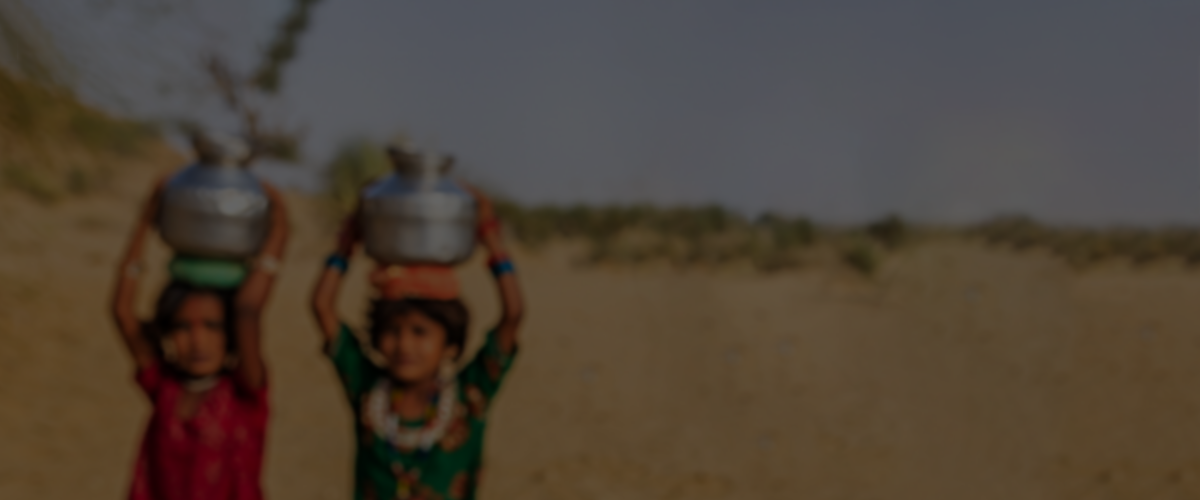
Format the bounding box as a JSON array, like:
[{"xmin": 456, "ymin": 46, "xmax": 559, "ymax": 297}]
[{"xmin": 1, "ymin": 165, "xmax": 1198, "ymax": 500}]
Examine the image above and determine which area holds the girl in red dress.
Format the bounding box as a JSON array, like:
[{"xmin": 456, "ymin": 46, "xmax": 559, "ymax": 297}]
[{"xmin": 110, "ymin": 174, "xmax": 288, "ymax": 500}]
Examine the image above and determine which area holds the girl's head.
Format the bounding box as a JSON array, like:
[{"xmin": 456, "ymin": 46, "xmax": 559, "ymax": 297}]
[
  {"xmin": 369, "ymin": 298, "xmax": 468, "ymax": 383},
  {"xmin": 152, "ymin": 281, "xmax": 237, "ymax": 378}
]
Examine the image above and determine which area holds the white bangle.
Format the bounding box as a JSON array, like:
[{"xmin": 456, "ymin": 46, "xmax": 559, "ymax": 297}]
[
  {"xmin": 124, "ymin": 262, "xmax": 143, "ymax": 279},
  {"xmin": 256, "ymin": 255, "xmax": 281, "ymax": 275}
]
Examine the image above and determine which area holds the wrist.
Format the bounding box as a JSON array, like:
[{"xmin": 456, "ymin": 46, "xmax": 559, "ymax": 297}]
[
  {"xmin": 487, "ymin": 256, "xmax": 515, "ymax": 277},
  {"xmin": 325, "ymin": 253, "xmax": 349, "ymax": 274},
  {"xmin": 122, "ymin": 260, "xmax": 144, "ymax": 279},
  {"xmin": 484, "ymin": 242, "xmax": 506, "ymax": 258},
  {"xmin": 253, "ymin": 254, "xmax": 282, "ymax": 275}
]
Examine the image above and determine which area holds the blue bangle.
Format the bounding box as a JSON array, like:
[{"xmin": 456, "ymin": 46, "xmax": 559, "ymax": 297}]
[
  {"xmin": 489, "ymin": 260, "xmax": 515, "ymax": 277},
  {"xmin": 325, "ymin": 254, "xmax": 349, "ymax": 273}
]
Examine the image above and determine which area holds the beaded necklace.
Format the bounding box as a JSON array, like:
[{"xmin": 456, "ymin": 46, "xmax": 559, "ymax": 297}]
[
  {"xmin": 364, "ymin": 378, "xmax": 458, "ymax": 452},
  {"xmin": 183, "ymin": 375, "xmax": 219, "ymax": 393}
]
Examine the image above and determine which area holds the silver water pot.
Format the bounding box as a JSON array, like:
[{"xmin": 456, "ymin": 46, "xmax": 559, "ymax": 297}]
[
  {"xmin": 157, "ymin": 135, "xmax": 271, "ymax": 259},
  {"xmin": 361, "ymin": 149, "xmax": 477, "ymax": 266}
]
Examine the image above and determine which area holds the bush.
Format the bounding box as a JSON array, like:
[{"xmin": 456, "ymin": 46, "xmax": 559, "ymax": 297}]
[
  {"xmin": 0, "ymin": 68, "xmax": 156, "ymax": 202},
  {"xmin": 866, "ymin": 214, "xmax": 907, "ymax": 250},
  {"xmin": 0, "ymin": 70, "xmax": 154, "ymax": 155},
  {"xmin": 2, "ymin": 161, "xmax": 59, "ymax": 204},
  {"xmin": 325, "ymin": 139, "xmax": 391, "ymax": 214},
  {"xmin": 841, "ymin": 244, "xmax": 877, "ymax": 276},
  {"xmin": 756, "ymin": 212, "xmax": 815, "ymax": 250},
  {"xmin": 971, "ymin": 215, "xmax": 1200, "ymax": 269},
  {"xmin": 488, "ymin": 200, "xmax": 821, "ymax": 270},
  {"xmin": 68, "ymin": 111, "xmax": 155, "ymax": 156}
]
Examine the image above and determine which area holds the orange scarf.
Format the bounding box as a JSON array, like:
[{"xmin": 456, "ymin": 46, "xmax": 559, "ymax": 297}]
[{"xmin": 369, "ymin": 264, "xmax": 461, "ymax": 301}]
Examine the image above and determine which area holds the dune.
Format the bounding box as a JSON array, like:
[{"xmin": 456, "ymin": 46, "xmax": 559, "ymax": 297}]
[{"xmin": 1, "ymin": 162, "xmax": 1197, "ymax": 500}]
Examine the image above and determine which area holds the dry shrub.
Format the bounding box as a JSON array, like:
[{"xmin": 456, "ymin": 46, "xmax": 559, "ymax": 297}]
[
  {"xmin": 973, "ymin": 216, "xmax": 1200, "ymax": 269},
  {"xmin": 493, "ymin": 201, "xmax": 823, "ymax": 271},
  {"xmin": 0, "ymin": 69, "xmax": 156, "ymax": 202},
  {"xmin": 840, "ymin": 243, "xmax": 878, "ymax": 276},
  {"xmin": 866, "ymin": 214, "xmax": 907, "ymax": 249}
]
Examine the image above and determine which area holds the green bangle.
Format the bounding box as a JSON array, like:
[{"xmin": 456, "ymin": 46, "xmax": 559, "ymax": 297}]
[{"xmin": 169, "ymin": 256, "xmax": 247, "ymax": 289}]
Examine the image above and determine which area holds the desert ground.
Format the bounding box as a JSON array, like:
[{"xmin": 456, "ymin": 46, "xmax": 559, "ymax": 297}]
[{"xmin": 1, "ymin": 162, "xmax": 1199, "ymax": 500}]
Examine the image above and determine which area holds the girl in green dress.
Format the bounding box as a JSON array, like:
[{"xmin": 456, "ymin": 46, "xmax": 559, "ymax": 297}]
[{"xmin": 310, "ymin": 186, "xmax": 524, "ymax": 500}]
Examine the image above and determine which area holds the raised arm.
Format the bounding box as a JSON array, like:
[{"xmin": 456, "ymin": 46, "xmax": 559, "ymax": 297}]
[
  {"xmin": 311, "ymin": 197, "xmax": 361, "ymax": 346},
  {"xmin": 232, "ymin": 182, "xmax": 290, "ymax": 391},
  {"xmin": 110, "ymin": 176, "xmax": 167, "ymax": 370},
  {"xmin": 465, "ymin": 185, "xmax": 524, "ymax": 354}
]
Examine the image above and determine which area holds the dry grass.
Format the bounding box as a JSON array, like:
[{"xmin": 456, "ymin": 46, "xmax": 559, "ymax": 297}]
[
  {"xmin": 0, "ymin": 68, "xmax": 157, "ymax": 203},
  {"xmin": 11, "ymin": 176, "xmax": 1200, "ymax": 500},
  {"xmin": 839, "ymin": 243, "xmax": 878, "ymax": 276},
  {"xmin": 493, "ymin": 201, "xmax": 820, "ymax": 271},
  {"xmin": 969, "ymin": 216, "xmax": 1200, "ymax": 269}
]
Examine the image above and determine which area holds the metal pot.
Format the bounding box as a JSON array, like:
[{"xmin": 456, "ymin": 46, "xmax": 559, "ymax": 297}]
[
  {"xmin": 361, "ymin": 148, "xmax": 477, "ymax": 266},
  {"xmin": 157, "ymin": 134, "xmax": 271, "ymax": 259}
]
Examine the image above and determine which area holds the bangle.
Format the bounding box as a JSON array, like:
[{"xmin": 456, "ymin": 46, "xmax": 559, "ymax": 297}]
[
  {"xmin": 489, "ymin": 258, "xmax": 515, "ymax": 277},
  {"xmin": 124, "ymin": 262, "xmax": 143, "ymax": 279},
  {"xmin": 325, "ymin": 254, "xmax": 349, "ymax": 274},
  {"xmin": 256, "ymin": 255, "xmax": 281, "ymax": 275}
]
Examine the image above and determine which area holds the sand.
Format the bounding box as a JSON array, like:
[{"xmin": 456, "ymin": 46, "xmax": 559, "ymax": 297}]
[{"xmin": 1, "ymin": 164, "xmax": 1198, "ymax": 500}]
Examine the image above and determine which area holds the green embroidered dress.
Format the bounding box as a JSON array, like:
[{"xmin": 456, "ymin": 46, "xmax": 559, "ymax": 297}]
[{"xmin": 328, "ymin": 324, "xmax": 517, "ymax": 500}]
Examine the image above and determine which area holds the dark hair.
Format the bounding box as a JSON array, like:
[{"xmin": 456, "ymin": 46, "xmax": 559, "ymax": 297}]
[
  {"xmin": 368, "ymin": 298, "xmax": 469, "ymax": 359},
  {"xmin": 149, "ymin": 281, "xmax": 238, "ymax": 354}
]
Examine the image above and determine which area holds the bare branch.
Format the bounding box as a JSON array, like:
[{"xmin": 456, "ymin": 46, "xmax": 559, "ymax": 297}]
[
  {"xmin": 202, "ymin": 53, "xmax": 244, "ymax": 114},
  {"xmin": 252, "ymin": 0, "xmax": 325, "ymax": 94}
]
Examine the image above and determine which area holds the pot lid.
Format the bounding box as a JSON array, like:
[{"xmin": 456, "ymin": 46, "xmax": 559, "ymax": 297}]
[
  {"xmin": 386, "ymin": 137, "xmax": 451, "ymax": 176},
  {"xmin": 192, "ymin": 129, "xmax": 249, "ymax": 167}
]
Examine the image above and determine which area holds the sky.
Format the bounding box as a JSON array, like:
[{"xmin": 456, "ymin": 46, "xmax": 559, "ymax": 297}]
[{"xmin": 21, "ymin": 0, "xmax": 1200, "ymax": 225}]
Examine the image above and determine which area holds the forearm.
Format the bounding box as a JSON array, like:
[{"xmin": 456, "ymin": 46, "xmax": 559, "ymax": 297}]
[
  {"xmin": 237, "ymin": 185, "xmax": 289, "ymax": 311},
  {"xmin": 112, "ymin": 217, "xmax": 152, "ymax": 334},
  {"xmin": 260, "ymin": 187, "xmax": 290, "ymax": 258},
  {"xmin": 233, "ymin": 189, "xmax": 288, "ymax": 390},
  {"xmin": 334, "ymin": 203, "xmax": 362, "ymax": 258},
  {"xmin": 111, "ymin": 210, "xmax": 157, "ymax": 367},
  {"xmin": 481, "ymin": 233, "xmax": 523, "ymax": 356},
  {"xmin": 494, "ymin": 274, "xmax": 524, "ymax": 331},
  {"xmin": 235, "ymin": 253, "xmax": 281, "ymax": 344},
  {"xmin": 112, "ymin": 176, "xmax": 163, "ymax": 322},
  {"xmin": 257, "ymin": 225, "xmax": 288, "ymax": 264},
  {"xmin": 485, "ymin": 238, "xmax": 523, "ymax": 323},
  {"xmin": 233, "ymin": 311, "xmax": 267, "ymax": 390},
  {"xmin": 311, "ymin": 266, "xmax": 344, "ymax": 342},
  {"xmin": 110, "ymin": 271, "xmax": 141, "ymax": 336},
  {"xmin": 312, "ymin": 203, "xmax": 358, "ymax": 343}
]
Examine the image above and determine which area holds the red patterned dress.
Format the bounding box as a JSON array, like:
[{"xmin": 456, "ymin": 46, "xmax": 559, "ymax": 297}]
[{"xmin": 128, "ymin": 363, "xmax": 269, "ymax": 500}]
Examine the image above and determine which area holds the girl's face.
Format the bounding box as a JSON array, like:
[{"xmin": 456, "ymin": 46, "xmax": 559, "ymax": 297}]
[
  {"xmin": 375, "ymin": 310, "xmax": 457, "ymax": 384},
  {"xmin": 166, "ymin": 294, "xmax": 228, "ymax": 378}
]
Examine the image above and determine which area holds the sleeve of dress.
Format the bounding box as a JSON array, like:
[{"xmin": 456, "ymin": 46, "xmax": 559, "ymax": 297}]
[
  {"xmin": 458, "ymin": 328, "xmax": 518, "ymax": 413},
  {"xmin": 134, "ymin": 362, "xmax": 164, "ymax": 401},
  {"xmin": 326, "ymin": 323, "xmax": 376, "ymax": 403}
]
